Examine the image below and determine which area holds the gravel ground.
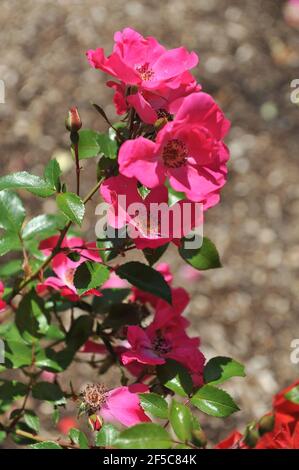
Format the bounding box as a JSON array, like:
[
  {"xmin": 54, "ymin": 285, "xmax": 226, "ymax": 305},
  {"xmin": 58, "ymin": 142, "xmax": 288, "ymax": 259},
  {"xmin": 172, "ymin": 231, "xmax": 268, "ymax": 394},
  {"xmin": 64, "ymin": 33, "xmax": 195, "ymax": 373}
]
[{"xmin": 1, "ymin": 0, "xmax": 299, "ymax": 444}]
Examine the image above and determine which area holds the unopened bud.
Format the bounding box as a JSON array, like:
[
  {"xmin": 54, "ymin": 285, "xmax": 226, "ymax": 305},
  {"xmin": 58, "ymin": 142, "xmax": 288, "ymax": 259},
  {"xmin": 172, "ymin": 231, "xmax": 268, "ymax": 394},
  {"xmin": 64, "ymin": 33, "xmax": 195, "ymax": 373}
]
[
  {"xmin": 258, "ymin": 414, "xmax": 275, "ymax": 436},
  {"xmin": 65, "ymin": 107, "xmax": 82, "ymax": 133},
  {"xmin": 244, "ymin": 424, "xmax": 259, "ymax": 448},
  {"xmin": 191, "ymin": 429, "xmax": 207, "ymax": 448},
  {"xmin": 88, "ymin": 413, "xmax": 102, "ymax": 432}
]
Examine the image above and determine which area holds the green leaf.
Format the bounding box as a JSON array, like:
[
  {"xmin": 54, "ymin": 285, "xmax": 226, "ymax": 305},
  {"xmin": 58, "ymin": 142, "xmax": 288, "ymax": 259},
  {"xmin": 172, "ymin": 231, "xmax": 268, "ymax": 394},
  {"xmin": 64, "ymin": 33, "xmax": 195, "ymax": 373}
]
[
  {"xmin": 157, "ymin": 359, "xmax": 193, "ymax": 397},
  {"xmin": 44, "ymin": 159, "xmax": 61, "ymax": 191},
  {"xmin": 69, "ymin": 428, "xmax": 89, "ymax": 449},
  {"xmin": 179, "ymin": 236, "xmax": 221, "ymax": 271},
  {"xmin": 204, "ymin": 357, "xmax": 245, "ymax": 386},
  {"xmin": 0, "ymin": 172, "xmax": 55, "ymax": 197},
  {"xmin": 65, "ymin": 316, "xmax": 94, "ymax": 351},
  {"xmin": 73, "ymin": 261, "xmax": 110, "ymax": 296},
  {"xmin": 96, "ymin": 133, "xmax": 118, "ymax": 159},
  {"xmin": 0, "ymin": 259, "xmax": 22, "ymax": 278},
  {"xmin": 75, "ymin": 129, "xmax": 118, "ymax": 160},
  {"xmin": 24, "ymin": 411, "xmax": 40, "ymax": 434},
  {"xmin": 16, "ymin": 290, "xmax": 49, "ymax": 340},
  {"xmin": 169, "ymin": 400, "xmax": 193, "ymax": 442},
  {"xmin": 95, "ymin": 424, "xmax": 119, "ymax": 447},
  {"xmin": 102, "ymin": 303, "xmax": 142, "ymax": 331},
  {"xmin": 139, "ymin": 393, "xmax": 168, "ymax": 419},
  {"xmin": 0, "ymin": 431, "xmax": 6, "ymax": 444},
  {"xmin": 191, "ymin": 385, "xmax": 239, "ymax": 418},
  {"xmin": 30, "ymin": 441, "xmax": 63, "ymax": 449},
  {"xmin": 285, "ymin": 385, "xmax": 299, "ymax": 404},
  {"xmin": 56, "ymin": 192, "xmax": 85, "ymax": 225},
  {"xmin": 114, "ymin": 423, "xmax": 172, "ymax": 449},
  {"xmin": 0, "ymin": 380, "xmax": 27, "ymax": 402},
  {"xmin": 4, "ymin": 339, "xmax": 33, "ymax": 368},
  {"xmin": 143, "ymin": 244, "xmax": 169, "ymax": 266},
  {"xmin": 32, "ymin": 382, "xmax": 66, "ymax": 405},
  {"xmin": 92, "ymin": 288, "xmax": 131, "ymax": 314},
  {"xmin": 116, "ymin": 261, "xmax": 172, "ymax": 304},
  {"xmin": 75, "ymin": 129, "xmax": 101, "ymax": 159},
  {"xmin": 0, "ymin": 190, "xmax": 25, "ymax": 232},
  {"xmin": 0, "ymin": 232, "xmax": 22, "ymax": 256},
  {"xmin": 22, "ymin": 214, "xmax": 65, "ymax": 240}
]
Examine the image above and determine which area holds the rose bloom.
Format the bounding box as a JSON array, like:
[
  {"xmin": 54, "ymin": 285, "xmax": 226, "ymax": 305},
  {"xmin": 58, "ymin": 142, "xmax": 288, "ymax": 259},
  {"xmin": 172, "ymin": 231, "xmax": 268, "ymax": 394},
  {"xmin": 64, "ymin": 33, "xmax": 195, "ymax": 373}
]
[
  {"xmin": 37, "ymin": 236, "xmax": 103, "ymax": 301},
  {"xmin": 100, "ymin": 174, "xmax": 202, "ymax": 249},
  {"xmin": 118, "ymin": 92, "xmax": 230, "ymax": 208},
  {"xmin": 0, "ymin": 281, "xmax": 7, "ymax": 312},
  {"xmin": 87, "ymin": 28, "xmax": 199, "ymax": 123}
]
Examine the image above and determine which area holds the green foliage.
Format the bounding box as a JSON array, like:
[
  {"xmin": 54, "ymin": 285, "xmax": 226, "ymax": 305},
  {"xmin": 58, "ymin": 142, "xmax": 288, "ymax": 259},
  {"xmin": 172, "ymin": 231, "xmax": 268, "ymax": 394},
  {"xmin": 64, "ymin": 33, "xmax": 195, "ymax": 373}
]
[
  {"xmin": 204, "ymin": 356, "xmax": 246, "ymax": 385},
  {"xmin": 116, "ymin": 261, "xmax": 172, "ymax": 304},
  {"xmin": 114, "ymin": 423, "xmax": 172, "ymax": 449},
  {"xmin": 179, "ymin": 236, "xmax": 221, "ymax": 270},
  {"xmin": 56, "ymin": 192, "xmax": 85, "ymax": 225},
  {"xmin": 191, "ymin": 385, "xmax": 239, "ymax": 418}
]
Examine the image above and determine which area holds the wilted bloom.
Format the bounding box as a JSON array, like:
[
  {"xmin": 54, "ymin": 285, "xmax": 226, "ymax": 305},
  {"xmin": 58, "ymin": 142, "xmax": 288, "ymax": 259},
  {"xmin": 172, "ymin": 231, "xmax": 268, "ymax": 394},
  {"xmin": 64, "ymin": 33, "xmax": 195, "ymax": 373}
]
[
  {"xmin": 118, "ymin": 92, "xmax": 230, "ymax": 208},
  {"xmin": 100, "ymin": 174, "xmax": 202, "ymax": 249},
  {"xmin": 37, "ymin": 236, "xmax": 103, "ymax": 301},
  {"xmin": 87, "ymin": 28, "xmax": 199, "ymax": 122},
  {"xmin": 0, "ymin": 281, "xmax": 7, "ymax": 312},
  {"xmin": 81, "ymin": 383, "xmax": 150, "ymax": 427}
]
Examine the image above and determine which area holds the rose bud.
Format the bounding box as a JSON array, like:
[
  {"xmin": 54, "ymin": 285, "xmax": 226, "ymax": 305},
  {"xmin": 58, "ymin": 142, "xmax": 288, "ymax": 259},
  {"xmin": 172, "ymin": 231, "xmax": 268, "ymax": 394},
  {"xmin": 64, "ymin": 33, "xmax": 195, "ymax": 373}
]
[
  {"xmin": 65, "ymin": 107, "xmax": 82, "ymax": 133},
  {"xmin": 258, "ymin": 414, "xmax": 275, "ymax": 436}
]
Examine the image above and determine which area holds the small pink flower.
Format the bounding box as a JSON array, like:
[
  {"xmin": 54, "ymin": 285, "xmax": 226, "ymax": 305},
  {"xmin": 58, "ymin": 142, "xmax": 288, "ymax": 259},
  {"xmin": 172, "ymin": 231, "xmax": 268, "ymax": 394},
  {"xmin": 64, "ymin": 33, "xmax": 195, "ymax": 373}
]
[
  {"xmin": 37, "ymin": 236, "xmax": 103, "ymax": 301},
  {"xmin": 122, "ymin": 288, "xmax": 205, "ymax": 376},
  {"xmin": 0, "ymin": 281, "xmax": 7, "ymax": 312},
  {"xmin": 118, "ymin": 92, "xmax": 230, "ymax": 208},
  {"xmin": 87, "ymin": 28, "xmax": 199, "ymax": 124},
  {"xmin": 100, "ymin": 174, "xmax": 202, "ymax": 249}
]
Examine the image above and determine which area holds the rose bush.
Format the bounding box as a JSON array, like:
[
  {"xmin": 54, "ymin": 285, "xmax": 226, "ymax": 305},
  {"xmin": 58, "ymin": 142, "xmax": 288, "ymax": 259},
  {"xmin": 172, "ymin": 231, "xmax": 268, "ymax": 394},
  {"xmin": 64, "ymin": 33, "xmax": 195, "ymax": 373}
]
[{"xmin": 0, "ymin": 27, "xmax": 298, "ymax": 449}]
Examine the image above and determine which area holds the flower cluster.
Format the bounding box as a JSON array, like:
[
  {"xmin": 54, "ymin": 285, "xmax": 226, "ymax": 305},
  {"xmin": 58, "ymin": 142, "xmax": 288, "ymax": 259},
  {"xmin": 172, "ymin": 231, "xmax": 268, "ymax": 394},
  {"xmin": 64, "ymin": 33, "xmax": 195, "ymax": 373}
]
[{"xmin": 216, "ymin": 380, "xmax": 299, "ymax": 449}]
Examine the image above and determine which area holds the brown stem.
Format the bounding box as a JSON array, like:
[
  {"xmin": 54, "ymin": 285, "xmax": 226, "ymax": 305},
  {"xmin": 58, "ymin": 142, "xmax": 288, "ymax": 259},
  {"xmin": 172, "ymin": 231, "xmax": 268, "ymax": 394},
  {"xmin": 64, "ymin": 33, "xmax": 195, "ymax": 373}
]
[
  {"xmin": 74, "ymin": 140, "xmax": 80, "ymax": 196},
  {"xmin": 15, "ymin": 430, "xmax": 80, "ymax": 449},
  {"xmin": 8, "ymin": 178, "xmax": 104, "ymax": 302}
]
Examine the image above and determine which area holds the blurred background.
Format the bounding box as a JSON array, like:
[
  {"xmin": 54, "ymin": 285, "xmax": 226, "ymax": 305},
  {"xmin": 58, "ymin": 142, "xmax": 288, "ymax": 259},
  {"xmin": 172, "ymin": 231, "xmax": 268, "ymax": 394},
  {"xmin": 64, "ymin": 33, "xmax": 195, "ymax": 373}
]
[{"xmin": 0, "ymin": 0, "xmax": 299, "ymax": 443}]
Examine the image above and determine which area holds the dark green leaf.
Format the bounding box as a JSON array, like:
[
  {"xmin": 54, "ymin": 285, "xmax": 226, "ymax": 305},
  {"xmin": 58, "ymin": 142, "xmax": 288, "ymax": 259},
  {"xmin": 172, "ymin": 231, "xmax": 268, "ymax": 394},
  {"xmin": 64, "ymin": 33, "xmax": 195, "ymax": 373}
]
[
  {"xmin": 73, "ymin": 261, "xmax": 110, "ymax": 296},
  {"xmin": 204, "ymin": 356, "xmax": 245, "ymax": 385},
  {"xmin": 139, "ymin": 393, "xmax": 168, "ymax": 419},
  {"xmin": 191, "ymin": 385, "xmax": 239, "ymax": 418},
  {"xmin": 0, "ymin": 172, "xmax": 55, "ymax": 197},
  {"xmin": 179, "ymin": 236, "xmax": 221, "ymax": 271},
  {"xmin": 114, "ymin": 423, "xmax": 172, "ymax": 449},
  {"xmin": 169, "ymin": 400, "xmax": 193, "ymax": 442},
  {"xmin": 92, "ymin": 288, "xmax": 131, "ymax": 314},
  {"xmin": 56, "ymin": 192, "xmax": 85, "ymax": 226},
  {"xmin": 0, "ymin": 190, "xmax": 25, "ymax": 232},
  {"xmin": 116, "ymin": 261, "xmax": 172, "ymax": 304},
  {"xmin": 32, "ymin": 382, "xmax": 65, "ymax": 405},
  {"xmin": 66, "ymin": 316, "xmax": 94, "ymax": 351},
  {"xmin": 157, "ymin": 359, "xmax": 193, "ymax": 397},
  {"xmin": 143, "ymin": 244, "xmax": 169, "ymax": 266},
  {"xmin": 102, "ymin": 303, "xmax": 141, "ymax": 330},
  {"xmin": 16, "ymin": 290, "xmax": 49, "ymax": 340},
  {"xmin": 0, "ymin": 259, "xmax": 22, "ymax": 278}
]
